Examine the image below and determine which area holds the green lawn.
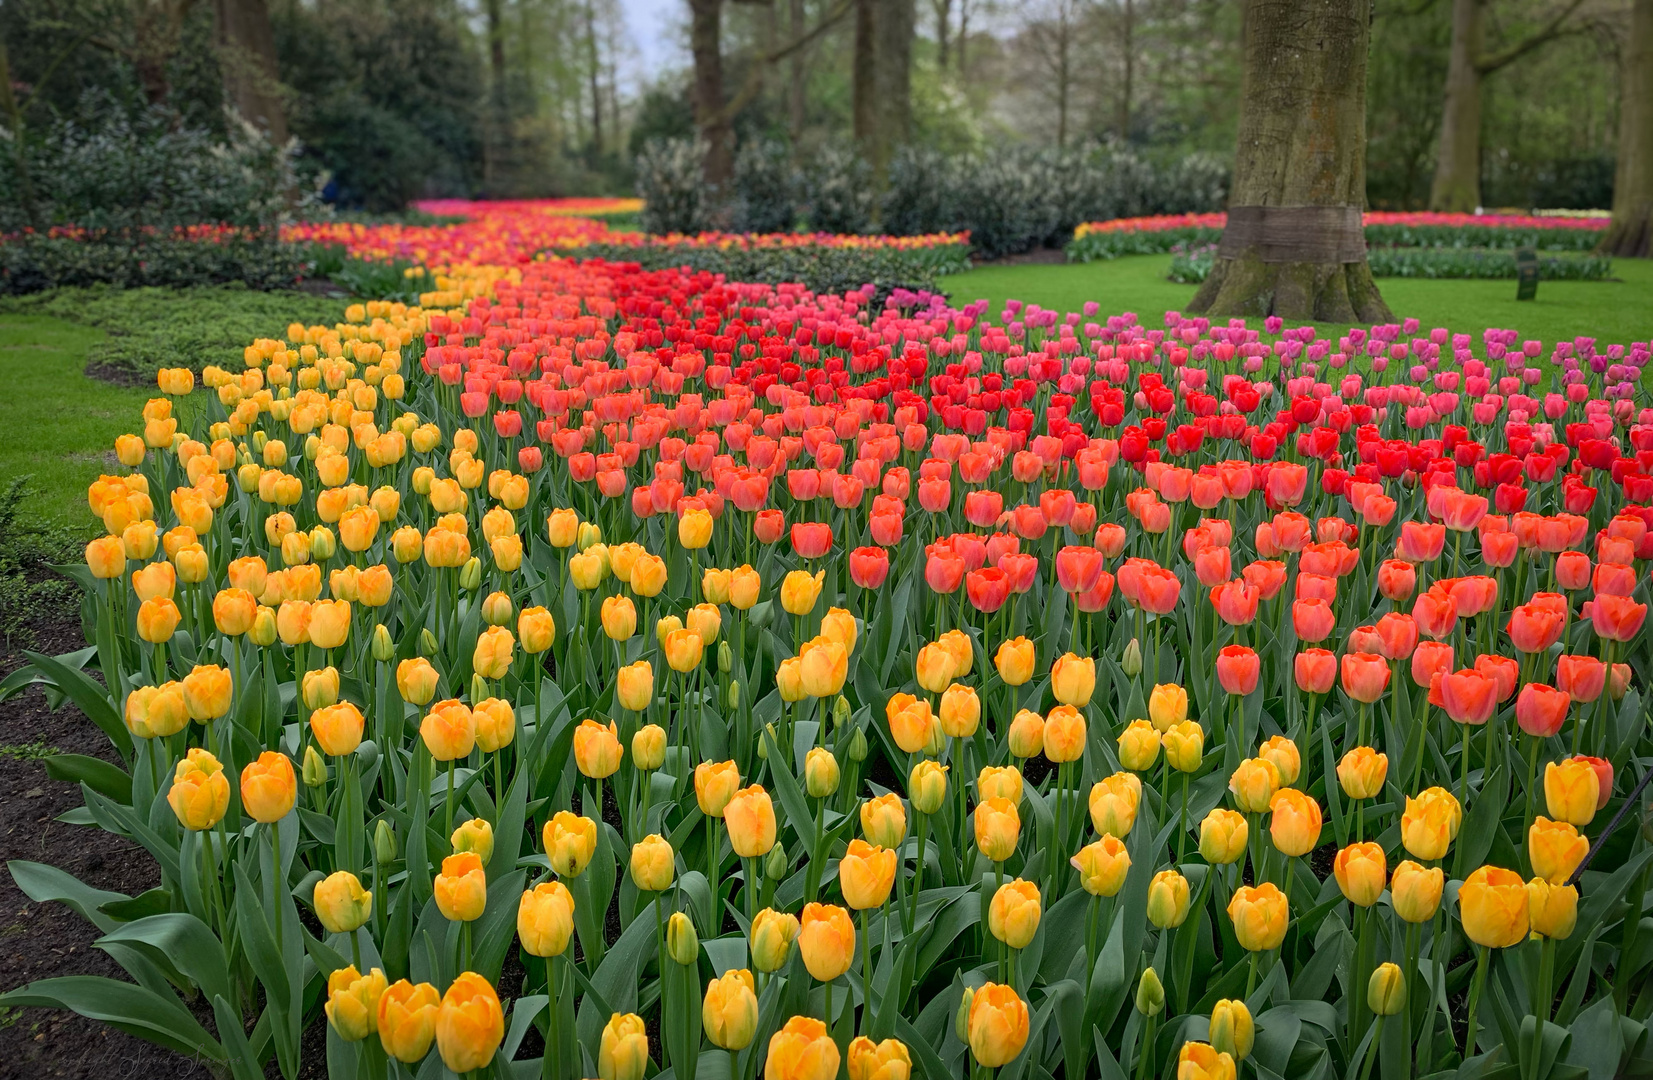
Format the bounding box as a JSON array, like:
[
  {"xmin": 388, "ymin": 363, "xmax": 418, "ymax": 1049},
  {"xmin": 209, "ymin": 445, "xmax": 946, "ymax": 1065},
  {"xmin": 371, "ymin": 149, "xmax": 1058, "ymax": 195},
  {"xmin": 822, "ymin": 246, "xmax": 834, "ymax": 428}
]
[
  {"xmin": 0, "ymin": 315, "xmax": 150, "ymax": 528},
  {"xmin": 944, "ymin": 255, "xmax": 1653, "ymax": 346}
]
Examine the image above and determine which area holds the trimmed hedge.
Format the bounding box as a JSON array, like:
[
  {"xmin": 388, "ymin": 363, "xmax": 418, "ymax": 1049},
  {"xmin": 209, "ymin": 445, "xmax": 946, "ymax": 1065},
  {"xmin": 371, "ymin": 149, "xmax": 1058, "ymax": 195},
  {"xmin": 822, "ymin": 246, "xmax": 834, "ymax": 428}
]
[
  {"xmin": 1167, "ymin": 243, "xmax": 1615, "ymax": 283},
  {"xmin": 558, "ymin": 240, "xmax": 972, "ymax": 296},
  {"xmin": 0, "ymin": 231, "xmax": 308, "ymax": 295}
]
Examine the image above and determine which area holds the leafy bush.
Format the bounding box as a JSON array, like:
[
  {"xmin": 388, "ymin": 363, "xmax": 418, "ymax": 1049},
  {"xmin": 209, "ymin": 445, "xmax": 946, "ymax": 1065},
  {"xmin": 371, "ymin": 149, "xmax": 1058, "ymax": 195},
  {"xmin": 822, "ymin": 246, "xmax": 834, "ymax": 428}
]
[
  {"xmin": 0, "ymin": 477, "xmax": 82, "ymax": 650},
  {"xmin": 731, "ymin": 140, "xmax": 799, "ymax": 234},
  {"xmin": 0, "ymin": 93, "xmax": 316, "ymax": 234},
  {"xmin": 0, "ymin": 285, "xmax": 347, "ymax": 379},
  {"xmin": 635, "ymin": 138, "xmax": 709, "ymax": 235},
  {"xmin": 881, "ymin": 143, "xmax": 1229, "ymax": 259},
  {"xmin": 802, "ymin": 144, "xmax": 874, "ymax": 235}
]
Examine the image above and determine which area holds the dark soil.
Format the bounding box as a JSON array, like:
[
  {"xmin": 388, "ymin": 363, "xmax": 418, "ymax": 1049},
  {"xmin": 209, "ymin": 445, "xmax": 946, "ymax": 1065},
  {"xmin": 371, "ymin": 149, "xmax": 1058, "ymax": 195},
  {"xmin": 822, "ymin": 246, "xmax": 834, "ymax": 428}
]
[
  {"xmin": 0, "ymin": 616, "xmax": 220, "ymax": 1080},
  {"xmin": 0, "ymin": 616, "xmax": 336, "ymax": 1080}
]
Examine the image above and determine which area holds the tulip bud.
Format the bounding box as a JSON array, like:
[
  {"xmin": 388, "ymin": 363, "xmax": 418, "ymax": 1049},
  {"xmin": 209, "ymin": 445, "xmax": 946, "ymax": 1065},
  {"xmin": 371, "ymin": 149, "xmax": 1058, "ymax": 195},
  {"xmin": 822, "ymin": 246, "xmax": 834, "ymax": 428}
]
[
  {"xmin": 250, "ymin": 606, "xmax": 277, "ymax": 646},
  {"xmin": 1135, "ymin": 967, "xmax": 1164, "ymax": 1016},
  {"xmin": 757, "ymin": 722, "xmax": 774, "ymax": 759},
  {"xmin": 481, "ymin": 591, "xmax": 513, "ymax": 627},
  {"xmin": 667, "ymin": 911, "xmax": 699, "ymax": 964},
  {"xmin": 956, "ymin": 987, "xmax": 974, "ymax": 1044},
  {"xmin": 1122, "ymin": 638, "xmax": 1142, "ymax": 676},
  {"xmin": 375, "ymin": 819, "xmax": 398, "ymax": 863},
  {"xmin": 806, "ymin": 748, "xmax": 841, "ymax": 797},
  {"xmin": 577, "ymin": 522, "xmax": 602, "ymax": 550},
  {"xmin": 302, "ymin": 744, "xmax": 328, "ymax": 788},
  {"xmin": 727, "ymin": 680, "xmax": 741, "ymax": 710},
  {"xmin": 1209, "ymin": 998, "xmax": 1253, "ymax": 1060},
  {"xmin": 718, "ymin": 640, "xmax": 733, "ymax": 673},
  {"xmin": 421, "ymin": 627, "xmax": 439, "ymax": 655},
  {"xmin": 459, "ymin": 556, "xmax": 482, "ymax": 591},
  {"xmin": 765, "ymin": 842, "xmax": 788, "ymax": 881},
  {"xmin": 1368, "ymin": 963, "xmax": 1405, "ymax": 1016},
  {"xmin": 310, "ymin": 526, "xmax": 336, "ymax": 561},
  {"xmin": 372, "ymin": 623, "xmax": 395, "ymax": 662},
  {"xmin": 848, "ymin": 727, "xmax": 869, "ymax": 762}
]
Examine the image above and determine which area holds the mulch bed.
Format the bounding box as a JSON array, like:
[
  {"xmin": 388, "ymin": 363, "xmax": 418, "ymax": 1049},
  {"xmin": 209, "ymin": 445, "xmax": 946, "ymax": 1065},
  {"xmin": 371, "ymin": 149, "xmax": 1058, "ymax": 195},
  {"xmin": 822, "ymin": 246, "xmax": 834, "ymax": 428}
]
[{"xmin": 0, "ymin": 616, "xmax": 334, "ymax": 1079}]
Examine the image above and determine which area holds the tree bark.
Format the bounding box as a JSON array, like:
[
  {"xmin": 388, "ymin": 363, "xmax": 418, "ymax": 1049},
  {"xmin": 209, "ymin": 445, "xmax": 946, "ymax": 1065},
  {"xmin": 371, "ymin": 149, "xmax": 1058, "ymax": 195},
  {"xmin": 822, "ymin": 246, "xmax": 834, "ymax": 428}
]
[
  {"xmin": 934, "ymin": 0, "xmax": 952, "ymax": 68},
  {"xmin": 1429, "ymin": 0, "xmax": 1483, "ymax": 211},
  {"xmin": 585, "ymin": 0, "xmax": 604, "ymax": 154},
  {"xmin": 1601, "ymin": 0, "xmax": 1653, "ymax": 256},
  {"xmin": 690, "ymin": 0, "xmax": 732, "ymax": 187},
  {"xmin": 876, "ymin": 0, "xmax": 914, "ymax": 166},
  {"xmin": 789, "ymin": 0, "xmax": 808, "ymax": 136},
  {"xmin": 852, "ymin": 0, "xmax": 878, "ymax": 153},
  {"xmin": 958, "ymin": 0, "xmax": 970, "ymax": 76},
  {"xmin": 212, "ymin": 0, "xmax": 287, "ymax": 143},
  {"xmin": 1187, "ymin": 0, "xmax": 1394, "ymax": 323},
  {"xmin": 1117, "ymin": 0, "xmax": 1132, "ymax": 140}
]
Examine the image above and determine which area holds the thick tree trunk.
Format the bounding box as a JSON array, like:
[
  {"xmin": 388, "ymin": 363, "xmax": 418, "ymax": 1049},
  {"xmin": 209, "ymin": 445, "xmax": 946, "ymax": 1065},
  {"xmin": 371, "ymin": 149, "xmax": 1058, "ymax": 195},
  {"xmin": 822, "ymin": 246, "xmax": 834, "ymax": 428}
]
[
  {"xmin": 852, "ymin": 0, "xmax": 877, "ymax": 153},
  {"xmin": 690, "ymin": 0, "xmax": 732, "ymax": 187},
  {"xmin": 1601, "ymin": 0, "xmax": 1653, "ymax": 256},
  {"xmin": 213, "ymin": 0, "xmax": 287, "ymax": 144},
  {"xmin": 1429, "ymin": 0, "xmax": 1483, "ymax": 211},
  {"xmin": 1187, "ymin": 0, "xmax": 1393, "ymax": 323},
  {"xmin": 876, "ymin": 0, "xmax": 914, "ymax": 166}
]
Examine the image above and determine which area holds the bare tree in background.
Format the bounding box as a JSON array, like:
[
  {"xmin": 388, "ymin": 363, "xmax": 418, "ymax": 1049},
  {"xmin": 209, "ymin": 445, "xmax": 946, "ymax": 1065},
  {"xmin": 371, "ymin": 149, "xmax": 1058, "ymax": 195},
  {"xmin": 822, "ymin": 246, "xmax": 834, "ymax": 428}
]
[
  {"xmin": 1429, "ymin": 0, "xmax": 1589, "ymax": 210},
  {"xmin": 1022, "ymin": 0, "xmax": 1093, "ymax": 147}
]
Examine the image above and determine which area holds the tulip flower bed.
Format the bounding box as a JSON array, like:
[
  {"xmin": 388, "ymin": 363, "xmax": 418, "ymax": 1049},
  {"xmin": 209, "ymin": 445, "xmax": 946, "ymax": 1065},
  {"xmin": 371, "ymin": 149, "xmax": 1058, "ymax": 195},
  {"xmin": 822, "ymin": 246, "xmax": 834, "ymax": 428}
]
[
  {"xmin": 1068, "ymin": 212, "xmax": 1611, "ymax": 263},
  {"xmin": 1167, "ymin": 245, "xmax": 1616, "ymax": 285},
  {"xmin": 4, "ymin": 246, "xmax": 1653, "ymax": 1080},
  {"xmin": 286, "ymin": 200, "xmax": 974, "ymax": 299}
]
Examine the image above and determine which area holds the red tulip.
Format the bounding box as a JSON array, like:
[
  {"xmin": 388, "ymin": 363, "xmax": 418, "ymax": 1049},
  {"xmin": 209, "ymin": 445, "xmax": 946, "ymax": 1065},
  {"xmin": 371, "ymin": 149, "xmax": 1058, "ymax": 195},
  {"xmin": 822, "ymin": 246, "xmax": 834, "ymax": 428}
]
[
  {"xmin": 1242, "ymin": 560, "xmax": 1288, "ymax": 600},
  {"xmin": 1340, "ymin": 652, "xmax": 1391, "ymax": 704},
  {"xmin": 1194, "ymin": 545, "xmax": 1232, "ymax": 587},
  {"xmin": 1376, "ymin": 559, "xmax": 1417, "ymax": 602},
  {"xmin": 966, "ymin": 567, "xmax": 1010, "ymax": 613},
  {"xmin": 1095, "ymin": 523, "xmax": 1127, "ymax": 558},
  {"xmin": 1055, "ymin": 546, "xmax": 1104, "ymax": 594},
  {"xmin": 1438, "ymin": 669, "xmax": 1496, "ymax": 725},
  {"xmin": 1072, "ymin": 571, "xmax": 1116, "ymax": 613},
  {"xmin": 791, "ymin": 522, "xmax": 833, "ymax": 560},
  {"xmin": 925, "ymin": 547, "xmax": 966, "ymax": 594},
  {"xmin": 1515, "ymin": 683, "xmax": 1570, "ymax": 737},
  {"xmin": 1508, "ymin": 603, "xmax": 1565, "ymax": 653},
  {"xmin": 1396, "ymin": 521, "xmax": 1445, "ymax": 563},
  {"xmin": 1474, "ymin": 654, "xmax": 1519, "ymax": 702},
  {"xmin": 1216, "ymin": 646, "xmax": 1260, "ymax": 696},
  {"xmin": 850, "ymin": 547, "xmax": 890, "ymax": 590},
  {"xmin": 1137, "ymin": 567, "xmax": 1181, "ymax": 615},
  {"xmin": 1374, "ymin": 612, "xmax": 1419, "ymax": 661},
  {"xmin": 1555, "ymin": 551, "xmax": 1591, "ymax": 591},
  {"xmin": 1292, "ymin": 598, "xmax": 1336, "ymax": 643},
  {"xmin": 964, "ymin": 491, "xmax": 1003, "ymax": 528},
  {"xmin": 999, "ymin": 553, "xmax": 1038, "ymax": 594},
  {"xmin": 1555, "ymin": 654, "xmax": 1605, "ymax": 703},
  {"xmin": 1590, "ymin": 594, "xmax": 1647, "ymax": 642},
  {"xmin": 1295, "ymin": 648, "xmax": 1337, "ymax": 693},
  {"xmin": 1412, "ymin": 588, "xmax": 1458, "ymax": 641},
  {"xmin": 1410, "ymin": 641, "xmax": 1454, "ymax": 689},
  {"xmin": 754, "ymin": 509, "xmax": 785, "ymax": 544},
  {"xmin": 1211, "ymin": 580, "xmax": 1259, "ymax": 626}
]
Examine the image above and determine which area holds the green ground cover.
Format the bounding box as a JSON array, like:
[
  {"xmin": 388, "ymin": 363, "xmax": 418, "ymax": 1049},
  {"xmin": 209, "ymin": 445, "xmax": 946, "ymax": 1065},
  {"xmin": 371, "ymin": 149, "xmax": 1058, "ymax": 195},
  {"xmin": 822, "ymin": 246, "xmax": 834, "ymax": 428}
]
[{"xmin": 943, "ymin": 254, "xmax": 1653, "ymax": 346}]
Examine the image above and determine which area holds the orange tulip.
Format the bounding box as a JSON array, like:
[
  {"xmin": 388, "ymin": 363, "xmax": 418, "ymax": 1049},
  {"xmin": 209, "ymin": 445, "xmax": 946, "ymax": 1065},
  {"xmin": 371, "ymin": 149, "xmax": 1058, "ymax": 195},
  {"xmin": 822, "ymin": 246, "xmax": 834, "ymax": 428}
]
[
  {"xmin": 1340, "ymin": 652, "xmax": 1390, "ymax": 704},
  {"xmin": 1458, "ymin": 865, "xmax": 1529, "ymax": 948},
  {"xmin": 1215, "ymin": 645, "xmax": 1259, "ymax": 695},
  {"xmin": 1438, "ymin": 669, "xmax": 1496, "ymax": 726}
]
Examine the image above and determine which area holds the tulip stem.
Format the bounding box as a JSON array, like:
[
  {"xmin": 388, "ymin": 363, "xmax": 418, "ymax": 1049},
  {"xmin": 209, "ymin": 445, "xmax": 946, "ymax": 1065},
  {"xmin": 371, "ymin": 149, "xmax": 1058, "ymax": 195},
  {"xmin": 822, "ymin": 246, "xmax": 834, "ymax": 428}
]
[
  {"xmin": 1178, "ymin": 773, "xmax": 1189, "ymax": 864},
  {"xmin": 1521, "ymin": 735, "xmax": 1540, "ymax": 870},
  {"xmin": 1459, "ymin": 723, "xmax": 1472, "ymax": 803},
  {"xmin": 908, "ymin": 812, "xmax": 928, "ymax": 934},
  {"xmin": 1463, "ymin": 944, "xmax": 1489, "ymax": 1061},
  {"xmin": 1529, "ymin": 937, "xmax": 1555, "ymax": 1080},
  {"xmin": 445, "ymin": 759, "xmax": 456, "ymax": 841},
  {"xmin": 1357, "ymin": 1016, "xmax": 1385, "ymax": 1080},
  {"xmin": 824, "ymin": 976, "xmax": 834, "ymax": 1028},
  {"xmin": 1135, "ymin": 1011, "xmax": 1157, "ymax": 1080},
  {"xmin": 1245, "ymin": 950, "xmax": 1258, "ymax": 999},
  {"xmin": 861, "ymin": 908, "xmax": 873, "ymax": 1032},
  {"xmin": 544, "ymin": 955, "xmax": 559, "ymax": 1080}
]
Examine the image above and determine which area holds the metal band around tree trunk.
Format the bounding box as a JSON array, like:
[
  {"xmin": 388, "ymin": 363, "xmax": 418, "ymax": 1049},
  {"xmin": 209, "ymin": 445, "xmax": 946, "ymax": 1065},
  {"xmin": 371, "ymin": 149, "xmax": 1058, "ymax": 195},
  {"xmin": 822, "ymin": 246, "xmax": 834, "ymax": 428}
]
[{"xmin": 1216, "ymin": 205, "xmax": 1368, "ymax": 263}]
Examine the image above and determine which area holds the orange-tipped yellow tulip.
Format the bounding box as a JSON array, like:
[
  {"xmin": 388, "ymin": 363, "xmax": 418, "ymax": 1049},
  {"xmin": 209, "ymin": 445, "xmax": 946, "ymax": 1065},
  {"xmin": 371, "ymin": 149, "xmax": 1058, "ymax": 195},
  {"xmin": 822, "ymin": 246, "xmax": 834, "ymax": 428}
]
[
  {"xmin": 240, "ymin": 751, "xmax": 297, "ymax": 823},
  {"xmin": 167, "ymin": 748, "xmax": 229, "ymax": 830},
  {"xmin": 765, "ymin": 1015, "xmax": 839, "ymax": 1080},
  {"xmin": 1529, "ymin": 817, "xmax": 1588, "ymax": 884},
  {"xmin": 1458, "ymin": 865, "xmax": 1529, "ymax": 948},
  {"xmin": 750, "ymin": 907, "xmax": 801, "ymax": 972},
  {"xmin": 989, "ymin": 878, "xmax": 1042, "ymax": 948},
  {"xmin": 1147, "ymin": 869, "xmax": 1191, "ymax": 928},
  {"xmin": 798, "ymin": 901, "xmax": 856, "ymax": 981},
  {"xmin": 517, "ymin": 881, "xmax": 575, "ymax": 957},
  {"xmin": 314, "ymin": 870, "xmax": 373, "ymax": 934},
  {"xmin": 377, "ymin": 979, "xmax": 440, "ymax": 1063},
  {"xmin": 1227, "ymin": 883, "xmax": 1289, "ymax": 951},
  {"xmin": 1389, "ymin": 860, "xmax": 1444, "ymax": 922},
  {"xmin": 435, "ymin": 972, "xmax": 503, "ymax": 1072},
  {"xmin": 838, "ymin": 839, "xmax": 897, "ymax": 910},
  {"xmin": 1401, "ymin": 787, "xmax": 1463, "ymax": 861},
  {"xmin": 967, "ymin": 982, "xmax": 1030, "ymax": 1068},
  {"xmin": 573, "ymin": 718, "xmax": 622, "ymax": 778},
  {"xmin": 703, "ymin": 969, "xmax": 759, "ymax": 1051},
  {"xmin": 325, "ymin": 965, "xmax": 387, "ymax": 1042},
  {"xmin": 1332, "ymin": 842, "xmax": 1386, "ymax": 907},
  {"xmin": 725, "ymin": 785, "xmax": 778, "ymax": 858},
  {"xmin": 422, "ymin": 700, "xmax": 476, "ymax": 761},
  {"xmin": 1072, "ymin": 835, "xmax": 1131, "ymax": 896},
  {"xmin": 975, "ymin": 797, "xmax": 1021, "ymax": 862},
  {"xmin": 543, "ymin": 811, "xmax": 597, "ymax": 878},
  {"xmin": 630, "ymin": 834, "xmax": 674, "ymax": 892},
  {"xmin": 846, "ymin": 1035, "xmax": 911, "ymax": 1080},
  {"xmin": 434, "ymin": 853, "xmax": 487, "ymax": 922}
]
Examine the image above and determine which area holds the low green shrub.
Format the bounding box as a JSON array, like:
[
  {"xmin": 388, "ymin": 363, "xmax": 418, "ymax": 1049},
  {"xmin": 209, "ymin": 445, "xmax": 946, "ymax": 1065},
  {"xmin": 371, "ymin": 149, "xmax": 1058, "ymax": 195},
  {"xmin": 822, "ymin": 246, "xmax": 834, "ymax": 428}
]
[
  {"xmin": 0, "ymin": 231, "xmax": 308, "ymax": 295},
  {"xmin": 0, "ymin": 285, "xmax": 348, "ymax": 380},
  {"xmin": 1166, "ymin": 243, "xmax": 1615, "ymax": 283}
]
